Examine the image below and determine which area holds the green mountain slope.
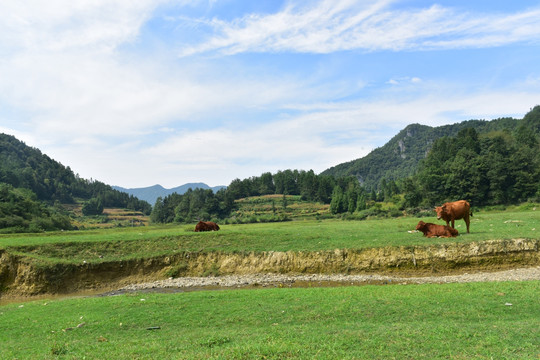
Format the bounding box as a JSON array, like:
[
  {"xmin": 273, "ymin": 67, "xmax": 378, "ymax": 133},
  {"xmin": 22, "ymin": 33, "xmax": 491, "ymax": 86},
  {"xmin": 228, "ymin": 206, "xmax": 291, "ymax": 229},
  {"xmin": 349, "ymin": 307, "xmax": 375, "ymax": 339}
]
[
  {"xmin": 0, "ymin": 133, "xmax": 78, "ymax": 203},
  {"xmin": 0, "ymin": 133, "xmax": 152, "ymax": 232},
  {"xmin": 321, "ymin": 117, "xmax": 521, "ymax": 191}
]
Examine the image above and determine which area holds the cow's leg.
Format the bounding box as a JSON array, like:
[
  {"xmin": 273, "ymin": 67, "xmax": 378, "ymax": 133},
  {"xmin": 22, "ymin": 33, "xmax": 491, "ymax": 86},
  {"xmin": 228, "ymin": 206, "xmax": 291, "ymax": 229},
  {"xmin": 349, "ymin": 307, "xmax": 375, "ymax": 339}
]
[
  {"xmin": 451, "ymin": 219, "xmax": 455, "ymax": 229},
  {"xmin": 464, "ymin": 215, "xmax": 470, "ymax": 233}
]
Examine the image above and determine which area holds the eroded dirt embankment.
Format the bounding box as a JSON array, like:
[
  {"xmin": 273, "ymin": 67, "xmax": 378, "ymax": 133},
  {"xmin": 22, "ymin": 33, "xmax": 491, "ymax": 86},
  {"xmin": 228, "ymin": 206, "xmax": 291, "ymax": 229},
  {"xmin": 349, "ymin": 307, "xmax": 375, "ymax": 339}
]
[{"xmin": 1, "ymin": 238, "xmax": 539, "ymax": 300}]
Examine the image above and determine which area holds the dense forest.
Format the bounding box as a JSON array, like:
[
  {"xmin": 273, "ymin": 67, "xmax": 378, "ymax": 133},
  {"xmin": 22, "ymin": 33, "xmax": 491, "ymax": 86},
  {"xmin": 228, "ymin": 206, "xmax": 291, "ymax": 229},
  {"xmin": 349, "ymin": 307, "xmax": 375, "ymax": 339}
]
[
  {"xmin": 0, "ymin": 183, "xmax": 72, "ymax": 232},
  {"xmin": 403, "ymin": 108, "xmax": 540, "ymax": 207},
  {"xmin": 0, "ymin": 134, "xmax": 151, "ymax": 232},
  {"xmin": 152, "ymin": 106, "xmax": 540, "ymax": 223},
  {"xmin": 321, "ymin": 116, "xmax": 523, "ymax": 191}
]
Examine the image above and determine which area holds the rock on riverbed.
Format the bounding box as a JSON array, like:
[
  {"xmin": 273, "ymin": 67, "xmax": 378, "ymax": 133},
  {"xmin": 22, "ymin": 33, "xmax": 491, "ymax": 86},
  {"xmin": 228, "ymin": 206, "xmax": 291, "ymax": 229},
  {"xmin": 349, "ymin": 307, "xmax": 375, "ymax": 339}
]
[{"xmin": 118, "ymin": 266, "xmax": 540, "ymax": 292}]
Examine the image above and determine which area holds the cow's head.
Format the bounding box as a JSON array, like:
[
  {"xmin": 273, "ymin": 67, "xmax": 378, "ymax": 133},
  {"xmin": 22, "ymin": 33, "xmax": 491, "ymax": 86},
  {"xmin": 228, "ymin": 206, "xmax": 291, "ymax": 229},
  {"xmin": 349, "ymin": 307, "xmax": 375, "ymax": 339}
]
[
  {"xmin": 415, "ymin": 221, "xmax": 426, "ymax": 231},
  {"xmin": 435, "ymin": 206, "xmax": 445, "ymax": 220}
]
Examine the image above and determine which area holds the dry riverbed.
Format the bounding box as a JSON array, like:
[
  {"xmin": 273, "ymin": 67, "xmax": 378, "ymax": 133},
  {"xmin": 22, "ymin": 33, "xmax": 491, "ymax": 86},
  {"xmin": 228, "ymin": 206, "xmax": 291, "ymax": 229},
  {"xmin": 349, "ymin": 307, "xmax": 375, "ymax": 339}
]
[
  {"xmin": 2, "ymin": 238, "xmax": 538, "ymax": 302},
  {"xmin": 115, "ymin": 266, "xmax": 540, "ymax": 294}
]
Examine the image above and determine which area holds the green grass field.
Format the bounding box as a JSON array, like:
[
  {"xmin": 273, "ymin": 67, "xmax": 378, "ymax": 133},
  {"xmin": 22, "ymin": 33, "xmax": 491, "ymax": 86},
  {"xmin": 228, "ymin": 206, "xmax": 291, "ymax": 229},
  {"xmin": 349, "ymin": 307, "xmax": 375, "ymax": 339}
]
[
  {"xmin": 1, "ymin": 207, "xmax": 539, "ymax": 358},
  {"xmin": 1, "ymin": 281, "xmax": 538, "ymax": 359},
  {"xmin": 1, "ymin": 207, "xmax": 539, "ymax": 265}
]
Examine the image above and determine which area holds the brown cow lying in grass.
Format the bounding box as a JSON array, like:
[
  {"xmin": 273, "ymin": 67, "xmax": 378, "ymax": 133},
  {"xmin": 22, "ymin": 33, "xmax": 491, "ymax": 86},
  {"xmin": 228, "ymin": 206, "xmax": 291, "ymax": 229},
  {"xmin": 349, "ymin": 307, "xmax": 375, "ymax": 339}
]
[
  {"xmin": 194, "ymin": 221, "xmax": 220, "ymax": 232},
  {"xmin": 435, "ymin": 200, "xmax": 471, "ymax": 233},
  {"xmin": 416, "ymin": 221, "xmax": 459, "ymax": 238}
]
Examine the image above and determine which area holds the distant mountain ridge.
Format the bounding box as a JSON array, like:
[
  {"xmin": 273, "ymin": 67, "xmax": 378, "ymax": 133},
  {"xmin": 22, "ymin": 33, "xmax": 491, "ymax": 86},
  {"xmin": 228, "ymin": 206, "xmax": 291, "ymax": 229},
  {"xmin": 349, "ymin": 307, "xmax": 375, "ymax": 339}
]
[
  {"xmin": 321, "ymin": 117, "xmax": 522, "ymax": 190},
  {"xmin": 113, "ymin": 183, "xmax": 227, "ymax": 205}
]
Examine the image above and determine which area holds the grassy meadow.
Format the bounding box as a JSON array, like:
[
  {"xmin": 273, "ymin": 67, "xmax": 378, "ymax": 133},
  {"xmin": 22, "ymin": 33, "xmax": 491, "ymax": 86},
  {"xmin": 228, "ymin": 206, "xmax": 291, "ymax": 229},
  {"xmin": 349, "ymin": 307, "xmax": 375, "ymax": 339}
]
[
  {"xmin": 1, "ymin": 206, "xmax": 539, "ymax": 358},
  {"xmin": 0, "ymin": 206, "xmax": 539, "ymax": 265},
  {"xmin": 1, "ymin": 281, "xmax": 538, "ymax": 359}
]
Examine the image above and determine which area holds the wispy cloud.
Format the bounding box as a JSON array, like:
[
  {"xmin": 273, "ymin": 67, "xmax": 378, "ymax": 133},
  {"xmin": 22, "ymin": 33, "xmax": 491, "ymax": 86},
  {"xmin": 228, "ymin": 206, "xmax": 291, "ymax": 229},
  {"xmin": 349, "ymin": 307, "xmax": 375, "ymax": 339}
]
[
  {"xmin": 179, "ymin": 0, "xmax": 540, "ymax": 56},
  {"xmin": 142, "ymin": 85, "xmax": 538, "ymax": 184},
  {"xmin": 0, "ymin": 1, "xmax": 166, "ymax": 53}
]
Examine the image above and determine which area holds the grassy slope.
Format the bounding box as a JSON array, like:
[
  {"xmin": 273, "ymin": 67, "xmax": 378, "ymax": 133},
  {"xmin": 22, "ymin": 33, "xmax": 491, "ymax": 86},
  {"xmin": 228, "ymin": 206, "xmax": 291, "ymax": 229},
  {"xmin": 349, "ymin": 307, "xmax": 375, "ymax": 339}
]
[
  {"xmin": 1, "ymin": 208, "xmax": 539, "ymax": 265},
  {"xmin": 67, "ymin": 206, "xmax": 150, "ymax": 229},
  {"xmin": 1, "ymin": 281, "xmax": 538, "ymax": 359},
  {"xmin": 231, "ymin": 194, "xmax": 330, "ymax": 221}
]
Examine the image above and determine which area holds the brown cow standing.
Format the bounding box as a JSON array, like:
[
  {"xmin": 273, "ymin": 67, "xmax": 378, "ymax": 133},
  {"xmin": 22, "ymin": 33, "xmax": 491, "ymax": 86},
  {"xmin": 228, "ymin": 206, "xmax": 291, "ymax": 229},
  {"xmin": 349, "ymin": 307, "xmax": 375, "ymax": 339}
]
[
  {"xmin": 194, "ymin": 221, "xmax": 220, "ymax": 232},
  {"xmin": 416, "ymin": 221, "xmax": 459, "ymax": 238},
  {"xmin": 435, "ymin": 200, "xmax": 471, "ymax": 233}
]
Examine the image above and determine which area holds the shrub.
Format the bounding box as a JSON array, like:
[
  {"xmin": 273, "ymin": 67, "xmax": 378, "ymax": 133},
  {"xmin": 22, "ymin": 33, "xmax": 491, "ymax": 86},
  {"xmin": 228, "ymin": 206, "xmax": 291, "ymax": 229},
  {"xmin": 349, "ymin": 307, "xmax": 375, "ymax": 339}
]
[
  {"xmin": 202, "ymin": 263, "xmax": 220, "ymax": 277},
  {"xmin": 406, "ymin": 207, "xmax": 435, "ymax": 218},
  {"xmin": 165, "ymin": 262, "xmax": 189, "ymax": 278}
]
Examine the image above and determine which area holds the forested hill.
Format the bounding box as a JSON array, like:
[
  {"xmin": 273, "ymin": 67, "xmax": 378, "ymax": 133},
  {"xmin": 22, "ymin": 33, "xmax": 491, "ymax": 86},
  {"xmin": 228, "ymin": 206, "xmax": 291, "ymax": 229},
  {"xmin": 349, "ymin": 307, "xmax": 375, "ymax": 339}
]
[
  {"xmin": 321, "ymin": 116, "xmax": 522, "ymax": 191},
  {"xmin": 0, "ymin": 133, "xmax": 151, "ymax": 213}
]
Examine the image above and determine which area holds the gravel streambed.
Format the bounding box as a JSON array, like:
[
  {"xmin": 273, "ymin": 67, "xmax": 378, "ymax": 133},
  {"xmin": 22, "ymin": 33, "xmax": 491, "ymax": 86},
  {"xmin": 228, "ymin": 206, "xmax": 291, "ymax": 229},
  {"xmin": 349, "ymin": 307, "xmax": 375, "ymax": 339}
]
[{"xmin": 115, "ymin": 266, "xmax": 540, "ymax": 294}]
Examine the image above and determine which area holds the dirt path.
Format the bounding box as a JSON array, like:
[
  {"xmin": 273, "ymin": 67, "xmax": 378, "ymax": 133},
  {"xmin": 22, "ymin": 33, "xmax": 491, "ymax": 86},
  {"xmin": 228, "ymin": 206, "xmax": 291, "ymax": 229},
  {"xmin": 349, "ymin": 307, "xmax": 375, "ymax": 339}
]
[{"xmin": 117, "ymin": 266, "xmax": 540, "ymax": 293}]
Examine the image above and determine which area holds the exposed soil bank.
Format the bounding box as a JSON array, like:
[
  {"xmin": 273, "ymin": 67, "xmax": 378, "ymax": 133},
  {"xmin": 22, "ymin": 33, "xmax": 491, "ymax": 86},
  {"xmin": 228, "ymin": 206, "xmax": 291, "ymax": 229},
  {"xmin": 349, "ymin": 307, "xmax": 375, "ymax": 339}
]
[{"xmin": 1, "ymin": 238, "xmax": 539, "ymax": 301}]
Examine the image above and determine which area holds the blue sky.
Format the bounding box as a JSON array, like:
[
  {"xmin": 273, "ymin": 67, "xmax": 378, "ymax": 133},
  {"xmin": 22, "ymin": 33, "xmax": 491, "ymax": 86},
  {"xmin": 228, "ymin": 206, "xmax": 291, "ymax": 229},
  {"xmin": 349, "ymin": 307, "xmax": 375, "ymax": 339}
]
[{"xmin": 1, "ymin": 1, "xmax": 539, "ymax": 188}]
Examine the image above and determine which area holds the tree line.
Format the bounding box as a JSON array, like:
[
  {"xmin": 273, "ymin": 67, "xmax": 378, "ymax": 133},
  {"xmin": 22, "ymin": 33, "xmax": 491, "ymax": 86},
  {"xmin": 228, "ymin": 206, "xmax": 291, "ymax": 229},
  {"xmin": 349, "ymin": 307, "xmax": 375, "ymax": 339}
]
[
  {"xmin": 150, "ymin": 170, "xmax": 368, "ymax": 223},
  {"xmin": 150, "ymin": 169, "xmax": 405, "ymax": 223},
  {"xmin": 402, "ymin": 124, "xmax": 540, "ymax": 208},
  {"xmin": 152, "ymin": 106, "xmax": 540, "ymax": 223}
]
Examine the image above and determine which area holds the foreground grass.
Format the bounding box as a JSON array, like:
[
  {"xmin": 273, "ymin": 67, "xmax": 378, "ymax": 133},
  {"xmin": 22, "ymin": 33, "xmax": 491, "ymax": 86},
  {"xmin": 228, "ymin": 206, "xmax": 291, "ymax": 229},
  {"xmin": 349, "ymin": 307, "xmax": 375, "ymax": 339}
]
[
  {"xmin": 1, "ymin": 208, "xmax": 539, "ymax": 265},
  {"xmin": 1, "ymin": 281, "xmax": 538, "ymax": 359}
]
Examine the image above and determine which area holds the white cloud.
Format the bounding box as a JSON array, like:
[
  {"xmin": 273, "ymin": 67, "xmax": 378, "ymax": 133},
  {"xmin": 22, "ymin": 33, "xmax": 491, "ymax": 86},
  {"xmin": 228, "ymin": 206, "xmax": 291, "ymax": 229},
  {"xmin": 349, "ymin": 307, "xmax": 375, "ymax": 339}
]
[
  {"xmin": 0, "ymin": 49, "xmax": 321, "ymax": 148},
  {"xmin": 22, "ymin": 81, "xmax": 537, "ymax": 189},
  {"xmin": 0, "ymin": 1, "xmax": 165, "ymax": 53},
  {"xmin": 0, "ymin": 0, "xmax": 175, "ymax": 145},
  {"xmin": 130, "ymin": 85, "xmax": 537, "ymax": 187},
  {"xmin": 386, "ymin": 77, "xmax": 423, "ymax": 85},
  {"xmin": 179, "ymin": 1, "xmax": 540, "ymax": 56}
]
